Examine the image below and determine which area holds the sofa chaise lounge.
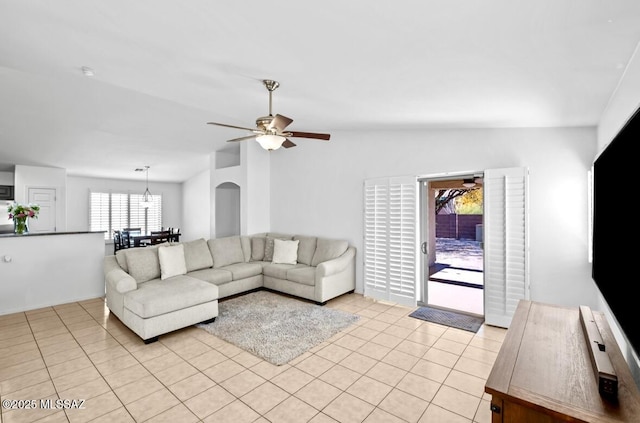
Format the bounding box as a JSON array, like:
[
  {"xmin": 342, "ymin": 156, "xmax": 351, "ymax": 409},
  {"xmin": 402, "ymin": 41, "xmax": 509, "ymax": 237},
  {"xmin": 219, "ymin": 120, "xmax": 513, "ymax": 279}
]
[{"xmin": 104, "ymin": 233, "xmax": 356, "ymax": 343}]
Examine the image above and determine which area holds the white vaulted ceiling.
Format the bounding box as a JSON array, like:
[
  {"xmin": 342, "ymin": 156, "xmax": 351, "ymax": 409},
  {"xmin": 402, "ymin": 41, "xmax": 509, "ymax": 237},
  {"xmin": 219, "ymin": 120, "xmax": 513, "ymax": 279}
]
[{"xmin": 1, "ymin": 0, "xmax": 639, "ymax": 182}]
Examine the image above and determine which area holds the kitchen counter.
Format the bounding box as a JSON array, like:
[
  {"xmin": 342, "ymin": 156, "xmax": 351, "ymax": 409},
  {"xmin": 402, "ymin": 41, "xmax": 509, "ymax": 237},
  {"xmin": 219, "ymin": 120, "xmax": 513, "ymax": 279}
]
[{"xmin": 0, "ymin": 230, "xmax": 105, "ymax": 238}]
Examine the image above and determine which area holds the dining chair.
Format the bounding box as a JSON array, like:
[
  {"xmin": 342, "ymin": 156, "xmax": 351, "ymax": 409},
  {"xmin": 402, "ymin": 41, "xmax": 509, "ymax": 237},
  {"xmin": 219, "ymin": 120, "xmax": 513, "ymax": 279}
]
[
  {"xmin": 113, "ymin": 231, "xmax": 122, "ymax": 254},
  {"xmin": 123, "ymin": 228, "xmax": 142, "ymax": 247}
]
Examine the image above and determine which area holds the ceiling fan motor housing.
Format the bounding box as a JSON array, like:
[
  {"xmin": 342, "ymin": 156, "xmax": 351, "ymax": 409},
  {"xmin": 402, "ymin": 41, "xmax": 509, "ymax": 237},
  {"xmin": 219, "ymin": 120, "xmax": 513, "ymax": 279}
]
[{"xmin": 255, "ymin": 115, "xmax": 274, "ymax": 130}]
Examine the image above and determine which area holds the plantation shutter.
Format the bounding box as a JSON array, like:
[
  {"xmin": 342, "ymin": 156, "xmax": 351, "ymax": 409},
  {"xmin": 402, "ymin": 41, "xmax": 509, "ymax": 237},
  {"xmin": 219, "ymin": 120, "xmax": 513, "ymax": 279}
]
[
  {"xmin": 130, "ymin": 193, "xmax": 162, "ymax": 233},
  {"xmin": 364, "ymin": 176, "xmax": 418, "ymax": 307},
  {"xmin": 146, "ymin": 195, "xmax": 162, "ymax": 232},
  {"xmin": 483, "ymin": 167, "xmax": 529, "ymax": 327},
  {"xmin": 111, "ymin": 193, "xmax": 129, "ymax": 236},
  {"xmin": 129, "ymin": 194, "xmax": 146, "ymax": 232},
  {"xmin": 364, "ymin": 178, "xmax": 389, "ymax": 300},
  {"xmin": 90, "ymin": 191, "xmax": 163, "ymax": 239},
  {"xmin": 90, "ymin": 192, "xmax": 110, "ymax": 239}
]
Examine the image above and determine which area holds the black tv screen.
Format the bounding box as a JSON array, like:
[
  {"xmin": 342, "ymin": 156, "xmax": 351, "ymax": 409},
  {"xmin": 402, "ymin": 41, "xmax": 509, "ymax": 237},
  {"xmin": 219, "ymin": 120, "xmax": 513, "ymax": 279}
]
[{"xmin": 592, "ymin": 106, "xmax": 639, "ymax": 357}]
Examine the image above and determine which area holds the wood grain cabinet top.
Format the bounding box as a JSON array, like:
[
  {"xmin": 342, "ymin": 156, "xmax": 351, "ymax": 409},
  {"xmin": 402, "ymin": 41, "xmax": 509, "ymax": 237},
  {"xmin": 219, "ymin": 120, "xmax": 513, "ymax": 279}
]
[{"xmin": 485, "ymin": 300, "xmax": 640, "ymax": 422}]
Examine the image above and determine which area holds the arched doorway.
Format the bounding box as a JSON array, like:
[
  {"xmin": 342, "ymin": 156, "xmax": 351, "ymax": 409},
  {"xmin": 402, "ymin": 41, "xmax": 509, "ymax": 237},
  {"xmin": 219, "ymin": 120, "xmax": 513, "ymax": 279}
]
[{"xmin": 215, "ymin": 182, "xmax": 240, "ymax": 237}]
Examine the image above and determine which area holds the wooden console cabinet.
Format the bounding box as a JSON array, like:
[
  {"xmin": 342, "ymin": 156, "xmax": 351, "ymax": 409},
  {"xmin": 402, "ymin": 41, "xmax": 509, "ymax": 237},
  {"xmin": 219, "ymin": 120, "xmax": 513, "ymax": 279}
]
[{"xmin": 485, "ymin": 300, "xmax": 640, "ymax": 422}]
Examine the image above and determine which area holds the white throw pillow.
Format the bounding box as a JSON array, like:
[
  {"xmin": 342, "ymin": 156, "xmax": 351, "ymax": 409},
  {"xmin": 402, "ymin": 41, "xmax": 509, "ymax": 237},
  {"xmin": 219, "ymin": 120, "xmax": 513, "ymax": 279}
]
[
  {"xmin": 272, "ymin": 239, "xmax": 299, "ymax": 265},
  {"xmin": 158, "ymin": 244, "xmax": 187, "ymax": 280}
]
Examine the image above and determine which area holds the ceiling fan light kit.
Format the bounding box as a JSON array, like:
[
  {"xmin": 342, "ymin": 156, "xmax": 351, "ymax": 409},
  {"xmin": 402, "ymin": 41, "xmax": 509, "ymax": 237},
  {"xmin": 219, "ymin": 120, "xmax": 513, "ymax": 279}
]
[
  {"xmin": 462, "ymin": 178, "xmax": 477, "ymax": 188},
  {"xmin": 207, "ymin": 80, "xmax": 330, "ymax": 151},
  {"xmin": 256, "ymin": 134, "xmax": 286, "ymax": 150}
]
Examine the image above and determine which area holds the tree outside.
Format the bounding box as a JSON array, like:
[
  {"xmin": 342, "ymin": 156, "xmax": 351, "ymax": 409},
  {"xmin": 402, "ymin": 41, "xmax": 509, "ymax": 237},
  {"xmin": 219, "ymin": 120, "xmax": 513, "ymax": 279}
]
[{"xmin": 435, "ymin": 188, "xmax": 483, "ymax": 215}]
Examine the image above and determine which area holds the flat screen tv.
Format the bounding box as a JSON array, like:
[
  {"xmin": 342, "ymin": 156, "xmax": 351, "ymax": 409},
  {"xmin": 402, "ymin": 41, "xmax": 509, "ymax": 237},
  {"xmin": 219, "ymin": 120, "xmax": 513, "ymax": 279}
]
[{"xmin": 592, "ymin": 105, "xmax": 639, "ymax": 358}]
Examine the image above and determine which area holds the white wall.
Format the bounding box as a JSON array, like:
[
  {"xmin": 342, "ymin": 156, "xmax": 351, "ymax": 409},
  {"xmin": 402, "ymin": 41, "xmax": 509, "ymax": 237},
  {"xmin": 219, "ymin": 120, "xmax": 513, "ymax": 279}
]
[
  {"xmin": 269, "ymin": 127, "xmax": 597, "ymax": 310},
  {"xmin": 14, "ymin": 165, "xmax": 67, "ymax": 231},
  {"xmin": 242, "ymin": 140, "xmax": 270, "ymax": 235},
  {"xmin": 66, "ymin": 175, "xmax": 183, "ymax": 235},
  {"xmin": 206, "ymin": 142, "xmax": 271, "ymax": 239},
  {"xmin": 181, "ymin": 168, "xmax": 210, "ymax": 242},
  {"xmin": 597, "ymin": 43, "xmax": 640, "ymax": 155}
]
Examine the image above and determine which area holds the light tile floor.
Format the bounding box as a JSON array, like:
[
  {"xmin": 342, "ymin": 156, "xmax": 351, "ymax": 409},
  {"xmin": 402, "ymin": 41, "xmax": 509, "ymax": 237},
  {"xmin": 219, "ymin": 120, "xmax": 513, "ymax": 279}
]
[{"xmin": 0, "ymin": 293, "xmax": 506, "ymax": 423}]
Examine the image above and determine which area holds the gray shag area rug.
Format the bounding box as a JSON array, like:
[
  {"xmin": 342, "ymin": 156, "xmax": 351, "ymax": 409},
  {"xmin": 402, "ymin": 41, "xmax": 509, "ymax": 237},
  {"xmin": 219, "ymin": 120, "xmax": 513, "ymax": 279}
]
[
  {"xmin": 409, "ymin": 306, "xmax": 484, "ymax": 333},
  {"xmin": 197, "ymin": 291, "xmax": 360, "ymax": 365}
]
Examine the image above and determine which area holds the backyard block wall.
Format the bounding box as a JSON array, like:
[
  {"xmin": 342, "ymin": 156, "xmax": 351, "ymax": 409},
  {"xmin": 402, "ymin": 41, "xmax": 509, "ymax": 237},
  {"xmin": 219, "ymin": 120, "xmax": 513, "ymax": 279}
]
[{"xmin": 436, "ymin": 214, "xmax": 483, "ymax": 240}]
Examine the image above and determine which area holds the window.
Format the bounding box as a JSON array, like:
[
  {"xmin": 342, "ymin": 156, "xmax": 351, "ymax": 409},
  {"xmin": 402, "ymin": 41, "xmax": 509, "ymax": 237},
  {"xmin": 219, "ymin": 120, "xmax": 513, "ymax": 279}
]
[{"xmin": 90, "ymin": 191, "xmax": 162, "ymax": 239}]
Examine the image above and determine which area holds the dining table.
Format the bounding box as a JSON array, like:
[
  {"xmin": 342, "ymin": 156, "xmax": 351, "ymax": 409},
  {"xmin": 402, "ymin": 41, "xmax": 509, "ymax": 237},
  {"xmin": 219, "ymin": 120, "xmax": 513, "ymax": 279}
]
[{"xmin": 129, "ymin": 232, "xmax": 180, "ymax": 247}]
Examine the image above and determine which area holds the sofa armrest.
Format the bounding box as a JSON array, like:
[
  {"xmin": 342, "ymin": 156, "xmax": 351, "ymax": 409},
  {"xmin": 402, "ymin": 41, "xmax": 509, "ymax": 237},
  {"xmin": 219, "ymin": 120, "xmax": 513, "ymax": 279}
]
[
  {"xmin": 104, "ymin": 256, "xmax": 137, "ymax": 294},
  {"xmin": 316, "ymin": 246, "xmax": 356, "ymax": 277}
]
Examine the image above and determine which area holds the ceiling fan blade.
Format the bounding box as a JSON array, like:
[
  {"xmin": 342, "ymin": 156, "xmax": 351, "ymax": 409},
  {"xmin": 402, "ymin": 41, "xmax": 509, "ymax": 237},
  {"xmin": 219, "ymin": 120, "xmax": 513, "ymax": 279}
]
[
  {"xmin": 269, "ymin": 114, "xmax": 294, "ymax": 132},
  {"xmin": 289, "ymin": 131, "xmax": 331, "ymax": 140},
  {"xmin": 227, "ymin": 135, "xmax": 257, "ymax": 143},
  {"xmin": 282, "ymin": 139, "xmax": 297, "ymax": 148},
  {"xmin": 207, "ymin": 121, "xmax": 258, "ymax": 132}
]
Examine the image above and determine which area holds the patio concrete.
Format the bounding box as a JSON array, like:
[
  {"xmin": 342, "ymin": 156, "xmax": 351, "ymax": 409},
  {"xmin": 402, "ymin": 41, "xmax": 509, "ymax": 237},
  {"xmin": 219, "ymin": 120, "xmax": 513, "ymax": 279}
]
[{"xmin": 427, "ymin": 238, "xmax": 484, "ymax": 315}]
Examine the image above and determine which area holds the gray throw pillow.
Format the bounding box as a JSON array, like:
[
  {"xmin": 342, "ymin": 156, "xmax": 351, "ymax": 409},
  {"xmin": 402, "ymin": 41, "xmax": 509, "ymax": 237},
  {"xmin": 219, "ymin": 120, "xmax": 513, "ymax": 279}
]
[{"xmin": 263, "ymin": 237, "xmax": 276, "ymax": 262}]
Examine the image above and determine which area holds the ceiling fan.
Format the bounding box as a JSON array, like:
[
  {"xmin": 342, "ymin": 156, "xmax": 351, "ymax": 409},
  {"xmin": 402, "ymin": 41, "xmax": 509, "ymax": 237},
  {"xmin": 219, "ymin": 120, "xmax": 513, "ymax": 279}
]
[{"xmin": 207, "ymin": 80, "xmax": 331, "ymax": 151}]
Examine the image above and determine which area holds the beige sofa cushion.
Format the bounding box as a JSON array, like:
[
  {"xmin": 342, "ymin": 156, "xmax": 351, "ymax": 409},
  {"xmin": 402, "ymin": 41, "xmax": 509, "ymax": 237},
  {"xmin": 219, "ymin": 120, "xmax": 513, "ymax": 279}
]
[
  {"xmin": 240, "ymin": 236, "xmax": 251, "ymax": 262},
  {"xmin": 125, "ymin": 247, "xmax": 161, "ymax": 283},
  {"xmin": 124, "ymin": 275, "xmax": 218, "ymax": 318},
  {"xmin": 182, "ymin": 238, "xmax": 213, "ymax": 272},
  {"xmin": 221, "ymin": 262, "xmax": 264, "ymax": 280},
  {"xmin": 267, "ymin": 232, "xmax": 293, "ymax": 240},
  {"xmin": 187, "ymin": 268, "xmax": 233, "ymax": 285},
  {"xmin": 208, "ymin": 236, "xmax": 245, "ymax": 268},
  {"xmin": 115, "ymin": 249, "xmax": 129, "ymax": 272},
  {"xmin": 293, "ymin": 235, "xmax": 317, "ymax": 266},
  {"xmin": 311, "ymin": 238, "xmax": 349, "ymax": 266},
  {"xmin": 263, "ymin": 263, "xmax": 307, "ymax": 279},
  {"xmin": 250, "ymin": 237, "xmax": 266, "ymax": 261},
  {"xmin": 287, "ymin": 266, "xmax": 316, "ymax": 286}
]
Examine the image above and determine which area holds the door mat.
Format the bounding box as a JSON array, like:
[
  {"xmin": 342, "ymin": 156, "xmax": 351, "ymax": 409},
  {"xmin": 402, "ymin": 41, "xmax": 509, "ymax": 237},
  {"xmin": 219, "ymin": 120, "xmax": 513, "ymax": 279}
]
[{"xmin": 409, "ymin": 306, "xmax": 484, "ymax": 333}]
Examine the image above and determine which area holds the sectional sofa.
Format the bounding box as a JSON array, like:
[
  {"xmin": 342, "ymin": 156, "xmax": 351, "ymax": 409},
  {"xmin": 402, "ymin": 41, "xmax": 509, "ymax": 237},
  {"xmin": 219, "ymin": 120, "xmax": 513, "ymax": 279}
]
[{"xmin": 103, "ymin": 233, "xmax": 356, "ymax": 343}]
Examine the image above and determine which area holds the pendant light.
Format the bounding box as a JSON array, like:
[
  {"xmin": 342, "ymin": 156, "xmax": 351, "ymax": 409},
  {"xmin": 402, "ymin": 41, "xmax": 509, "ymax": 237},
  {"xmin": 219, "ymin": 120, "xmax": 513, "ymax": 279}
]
[{"xmin": 141, "ymin": 166, "xmax": 153, "ymax": 208}]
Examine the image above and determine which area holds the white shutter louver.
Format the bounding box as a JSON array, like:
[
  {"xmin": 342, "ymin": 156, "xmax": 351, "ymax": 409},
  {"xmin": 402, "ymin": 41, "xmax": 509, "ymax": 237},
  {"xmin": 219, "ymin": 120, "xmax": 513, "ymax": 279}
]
[
  {"xmin": 129, "ymin": 194, "xmax": 147, "ymax": 232},
  {"xmin": 484, "ymin": 167, "xmax": 529, "ymax": 327},
  {"xmin": 364, "ymin": 176, "xmax": 417, "ymax": 307},
  {"xmin": 90, "ymin": 192, "xmax": 110, "ymax": 239},
  {"xmin": 111, "ymin": 193, "xmax": 128, "ymax": 236},
  {"xmin": 364, "ymin": 179, "xmax": 389, "ymax": 299},
  {"xmin": 146, "ymin": 195, "xmax": 162, "ymax": 232}
]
